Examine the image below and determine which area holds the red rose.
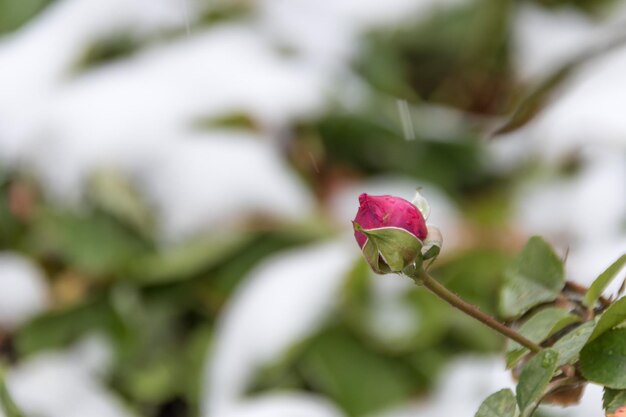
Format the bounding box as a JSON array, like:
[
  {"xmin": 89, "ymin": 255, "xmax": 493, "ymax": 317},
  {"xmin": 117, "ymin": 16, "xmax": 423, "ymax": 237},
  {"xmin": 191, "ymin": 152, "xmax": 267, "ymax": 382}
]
[
  {"xmin": 352, "ymin": 193, "xmax": 434, "ymax": 274},
  {"xmin": 353, "ymin": 193, "xmax": 427, "ymax": 248}
]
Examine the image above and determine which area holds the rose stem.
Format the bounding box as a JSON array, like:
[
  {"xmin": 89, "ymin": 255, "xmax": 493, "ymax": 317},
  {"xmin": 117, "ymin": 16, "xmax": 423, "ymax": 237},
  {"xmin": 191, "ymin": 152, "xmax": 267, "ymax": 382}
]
[{"xmin": 415, "ymin": 269, "xmax": 542, "ymax": 353}]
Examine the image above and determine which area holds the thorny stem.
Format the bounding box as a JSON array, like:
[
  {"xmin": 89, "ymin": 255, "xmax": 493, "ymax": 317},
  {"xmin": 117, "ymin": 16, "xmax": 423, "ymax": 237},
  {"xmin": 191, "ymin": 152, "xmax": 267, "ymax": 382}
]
[{"xmin": 411, "ymin": 268, "xmax": 542, "ymax": 353}]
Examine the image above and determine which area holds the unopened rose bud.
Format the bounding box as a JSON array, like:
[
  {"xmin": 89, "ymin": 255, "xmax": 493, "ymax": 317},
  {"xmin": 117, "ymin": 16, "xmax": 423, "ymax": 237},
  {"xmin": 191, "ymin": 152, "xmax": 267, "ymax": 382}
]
[{"xmin": 353, "ymin": 193, "xmax": 428, "ymax": 274}]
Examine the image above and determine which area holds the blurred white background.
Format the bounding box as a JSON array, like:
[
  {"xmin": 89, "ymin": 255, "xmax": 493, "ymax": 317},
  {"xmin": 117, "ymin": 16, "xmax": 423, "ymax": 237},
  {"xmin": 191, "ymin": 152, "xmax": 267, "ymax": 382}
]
[{"xmin": 0, "ymin": 0, "xmax": 625, "ymax": 416}]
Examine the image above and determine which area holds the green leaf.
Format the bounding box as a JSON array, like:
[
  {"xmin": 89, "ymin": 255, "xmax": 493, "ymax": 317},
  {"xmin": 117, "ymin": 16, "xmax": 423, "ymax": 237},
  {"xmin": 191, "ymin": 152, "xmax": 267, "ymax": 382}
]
[
  {"xmin": 0, "ymin": 0, "xmax": 55, "ymax": 34},
  {"xmin": 87, "ymin": 169, "xmax": 153, "ymax": 237},
  {"xmin": 589, "ymin": 297, "xmax": 626, "ymax": 342},
  {"xmin": 584, "ymin": 254, "xmax": 626, "ymax": 308},
  {"xmin": 551, "ymin": 319, "xmax": 598, "ymax": 366},
  {"xmin": 580, "ymin": 328, "xmax": 626, "ymax": 389},
  {"xmin": 493, "ymin": 57, "xmax": 580, "ymax": 136},
  {"xmin": 28, "ymin": 208, "xmax": 151, "ymax": 276},
  {"xmin": 127, "ymin": 232, "xmax": 253, "ymax": 284},
  {"xmin": 506, "ymin": 307, "xmax": 579, "ymax": 368},
  {"xmin": 436, "ymin": 248, "xmax": 512, "ymax": 317},
  {"xmin": 499, "ymin": 237, "xmax": 565, "ymax": 318},
  {"xmin": 475, "ymin": 389, "xmax": 518, "ymax": 417},
  {"xmin": 516, "ymin": 349, "xmax": 559, "ymax": 417},
  {"xmin": 14, "ymin": 297, "xmax": 118, "ymax": 356},
  {"xmin": 492, "ymin": 34, "xmax": 624, "ymax": 136},
  {"xmin": 318, "ymin": 114, "xmax": 485, "ymax": 193},
  {"xmin": 300, "ymin": 328, "xmax": 414, "ymax": 416},
  {"xmin": 355, "ymin": 224, "xmax": 422, "ymax": 272},
  {"xmin": 604, "ymin": 388, "xmax": 626, "ymax": 414},
  {"xmin": 117, "ymin": 323, "xmax": 212, "ymax": 405}
]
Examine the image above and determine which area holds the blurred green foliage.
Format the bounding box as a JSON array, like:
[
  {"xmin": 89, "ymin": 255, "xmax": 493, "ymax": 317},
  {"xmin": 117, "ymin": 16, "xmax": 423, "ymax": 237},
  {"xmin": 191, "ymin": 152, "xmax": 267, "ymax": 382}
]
[
  {"xmin": 0, "ymin": 0, "xmax": 55, "ymax": 34},
  {"xmin": 0, "ymin": 0, "xmax": 622, "ymax": 416},
  {"xmin": 357, "ymin": 0, "xmax": 514, "ymax": 114},
  {"xmin": 316, "ymin": 113, "xmax": 488, "ymax": 193}
]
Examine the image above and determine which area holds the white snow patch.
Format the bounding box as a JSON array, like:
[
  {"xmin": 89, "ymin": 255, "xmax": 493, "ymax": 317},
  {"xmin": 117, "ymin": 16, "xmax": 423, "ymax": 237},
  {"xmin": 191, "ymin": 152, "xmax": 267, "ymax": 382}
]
[
  {"xmin": 0, "ymin": 23, "xmax": 326, "ymax": 167},
  {"xmin": 203, "ymin": 240, "xmax": 356, "ymax": 417},
  {"xmin": 531, "ymin": 44, "xmax": 626, "ymax": 158},
  {"xmin": 514, "ymin": 150, "xmax": 626, "ymax": 244},
  {"xmin": 212, "ymin": 393, "xmax": 345, "ymax": 417},
  {"xmin": 513, "ymin": 2, "xmax": 626, "ymax": 81},
  {"xmin": 136, "ymin": 132, "xmax": 315, "ymax": 241},
  {"xmin": 565, "ymin": 238, "xmax": 626, "ymax": 291},
  {"xmin": 4, "ymin": 335, "xmax": 132, "ymax": 417},
  {"xmin": 1, "ymin": 131, "xmax": 315, "ymax": 242},
  {"xmin": 502, "ymin": 36, "xmax": 626, "ymax": 164},
  {"xmin": 513, "ymin": 150, "xmax": 626, "ymax": 287},
  {"xmin": 544, "ymin": 383, "xmax": 604, "ymax": 417},
  {"xmin": 258, "ymin": 0, "xmax": 470, "ymax": 71},
  {"xmin": 365, "ymin": 274, "xmax": 418, "ymax": 346},
  {"xmin": 374, "ymin": 355, "xmax": 604, "ymax": 417},
  {"xmin": 0, "ymin": 252, "xmax": 48, "ymax": 329},
  {"xmin": 496, "ymin": 3, "xmax": 626, "ymax": 168},
  {"xmin": 0, "ymin": 19, "xmax": 323, "ymax": 242},
  {"xmin": 0, "ymin": 0, "xmax": 193, "ymax": 146},
  {"xmin": 372, "ymin": 356, "xmax": 514, "ymax": 417},
  {"xmin": 513, "ymin": 4, "xmax": 602, "ymax": 81}
]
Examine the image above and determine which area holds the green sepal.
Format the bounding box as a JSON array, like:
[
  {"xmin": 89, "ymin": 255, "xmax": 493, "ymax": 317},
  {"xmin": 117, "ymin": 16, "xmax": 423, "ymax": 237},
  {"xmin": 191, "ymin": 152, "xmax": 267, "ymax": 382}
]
[
  {"xmin": 361, "ymin": 239, "xmax": 391, "ymax": 274},
  {"xmin": 422, "ymin": 244, "xmax": 440, "ymax": 261},
  {"xmin": 421, "ymin": 225, "xmax": 442, "ymax": 261},
  {"xmin": 354, "ymin": 223, "xmax": 422, "ymax": 273}
]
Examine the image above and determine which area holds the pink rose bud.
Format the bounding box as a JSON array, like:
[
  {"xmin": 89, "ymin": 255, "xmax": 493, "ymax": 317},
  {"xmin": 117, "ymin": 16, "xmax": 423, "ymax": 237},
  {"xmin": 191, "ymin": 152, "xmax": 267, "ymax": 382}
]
[
  {"xmin": 353, "ymin": 194, "xmax": 428, "ymax": 246},
  {"xmin": 353, "ymin": 193, "xmax": 428, "ymax": 274}
]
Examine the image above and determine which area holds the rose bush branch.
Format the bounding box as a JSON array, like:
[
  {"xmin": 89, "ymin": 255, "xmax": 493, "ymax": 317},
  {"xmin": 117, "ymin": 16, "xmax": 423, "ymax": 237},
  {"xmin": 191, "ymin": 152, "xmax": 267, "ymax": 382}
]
[
  {"xmin": 353, "ymin": 191, "xmax": 626, "ymax": 416},
  {"xmin": 352, "ymin": 192, "xmax": 541, "ymax": 352},
  {"xmin": 411, "ymin": 268, "xmax": 542, "ymax": 352}
]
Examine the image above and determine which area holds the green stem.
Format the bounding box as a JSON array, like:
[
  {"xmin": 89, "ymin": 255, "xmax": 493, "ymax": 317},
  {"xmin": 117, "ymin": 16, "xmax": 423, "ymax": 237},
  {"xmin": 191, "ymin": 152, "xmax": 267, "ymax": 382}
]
[{"xmin": 412, "ymin": 269, "xmax": 542, "ymax": 353}]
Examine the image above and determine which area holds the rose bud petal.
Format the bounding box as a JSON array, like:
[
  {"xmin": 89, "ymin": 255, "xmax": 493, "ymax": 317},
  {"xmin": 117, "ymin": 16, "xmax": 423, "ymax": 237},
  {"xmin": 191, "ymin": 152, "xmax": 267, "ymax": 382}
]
[
  {"xmin": 353, "ymin": 194, "xmax": 427, "ymax": 248},
  {"xmin": 353, "ymin": 193, "xmax": 428, "ymax": 273}
]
